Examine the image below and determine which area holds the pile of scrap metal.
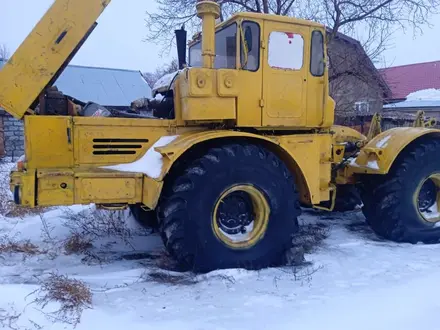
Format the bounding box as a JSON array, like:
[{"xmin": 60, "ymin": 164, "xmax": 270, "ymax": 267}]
[{"xmin": 35, "ymin": 86, "xmax": 174, "ymax": 119}]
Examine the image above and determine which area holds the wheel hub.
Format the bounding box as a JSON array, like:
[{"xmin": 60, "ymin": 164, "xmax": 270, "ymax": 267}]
[
  {"xmin": 217, "ymin": 191, "xmax": 254, "ymax": 234},
  {"xmin": 417, "ymin": 175, "xmax": 440, "ymax": 223},
  {"xmin": 212, "ymin": 185, "xmax": 270, "ymax": 249}
]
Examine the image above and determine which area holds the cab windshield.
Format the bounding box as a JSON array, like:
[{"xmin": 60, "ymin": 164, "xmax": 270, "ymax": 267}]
[{"xmin": 189, "ymin": 23, "xmax": 237, "ymax": 69}]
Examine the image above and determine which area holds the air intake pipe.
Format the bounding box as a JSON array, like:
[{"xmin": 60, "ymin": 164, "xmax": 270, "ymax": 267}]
[{"xmin": 196, "ymin": 1, "xmax": 220, "ymax": 69}]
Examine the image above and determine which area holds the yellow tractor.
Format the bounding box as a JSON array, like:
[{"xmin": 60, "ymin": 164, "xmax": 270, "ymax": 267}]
[{"xmin": 1, "ymin": 0, "xmax": 440, "ymax": 272}]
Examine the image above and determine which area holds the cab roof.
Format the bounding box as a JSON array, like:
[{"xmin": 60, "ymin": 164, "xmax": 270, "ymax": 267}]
[{"xmin": 189, "ymin": 12, "xmax": 324, "ymax": 45}]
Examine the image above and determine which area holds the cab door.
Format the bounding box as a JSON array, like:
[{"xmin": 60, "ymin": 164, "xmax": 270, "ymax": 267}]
[{"xmin": 262, "ymin": 22, "xmax": 309, "ymax": 127}]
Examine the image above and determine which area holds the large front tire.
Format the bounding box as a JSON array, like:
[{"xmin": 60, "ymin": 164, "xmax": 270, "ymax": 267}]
[
  {"xmin": 157, "ymin": 143, "xmax": 301, "ymax": 272},
  {"xmin": 361, "ymin": 138, "xmax": 440, "ymax": 244}
]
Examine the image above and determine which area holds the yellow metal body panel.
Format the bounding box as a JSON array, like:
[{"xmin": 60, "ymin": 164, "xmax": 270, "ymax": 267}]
[
  {"xmin": 180, "ymin": 68, "xmax": 237, "ymax": 121},
  {"xmin": 18, "ymin": 168, "xmax": 145, "ymax": 207},
  {"xmin": 142, "ymin": 177, "xmax": 164, "ymax": 209},
  {"xmin": 25, "ymin": 116, "xmax": 74, "ymax": 168},
  {"xmin": 349, "ymin": 127, "xmax": 440, "ymax": 175},
  {"xmin": 23, "ymin": 115, "xmax": 203, "ymax": 169},
  {"xmin": 37, "ymin": 170, "xmax": 74, "ymax": 206},
  {"xmin": 262, "ymin": 22, "xmax": 309, "ymax": 127},
  {"xmin": 78, "ymin": 178, "xmax": 138, "ymax": 203},
  {"xmin": 0, "ymin": 0, "xmax": 111, "ymax": 119}
]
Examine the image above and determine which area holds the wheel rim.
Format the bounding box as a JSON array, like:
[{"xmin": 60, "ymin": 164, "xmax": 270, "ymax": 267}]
[
  {"xmin": 417, "ymin": 174, "xmax": 440, "ymax": 223},
  {"xmin": 212, "ymin": 185, "xmax": 270, "ymax": 249}
]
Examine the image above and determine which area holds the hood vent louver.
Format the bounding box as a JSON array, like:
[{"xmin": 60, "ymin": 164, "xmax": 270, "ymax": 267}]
[{"xmin": 92, "ymin": 138, "xmax": 149, "ymax": 156}]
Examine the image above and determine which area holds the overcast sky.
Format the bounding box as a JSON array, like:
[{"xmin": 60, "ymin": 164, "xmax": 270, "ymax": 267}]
[{"xmin": 1, "ymin": 0, "xmax": 439, "ymax": 72}]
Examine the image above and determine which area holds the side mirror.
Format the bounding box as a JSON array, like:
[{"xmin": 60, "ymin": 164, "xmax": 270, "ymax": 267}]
[{"xmin": 244, "ymin": 26, "xmax": 253, "ymax": 53}]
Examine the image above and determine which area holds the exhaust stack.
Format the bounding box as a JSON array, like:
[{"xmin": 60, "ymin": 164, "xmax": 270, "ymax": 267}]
[
  {"xmin": 175, "ymin": 26, "xmax": 187, "ymax": 70},
  {"xmin": 196, "ymin": 1, "xmax": 220, "ymax": 69}
]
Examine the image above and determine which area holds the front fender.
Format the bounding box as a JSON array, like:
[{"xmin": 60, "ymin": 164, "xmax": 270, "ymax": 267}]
[
  {"xmin": 155, "ymin": 130, "xmax": 321, "ymax": 204},
  {"xmin": 349, "ymin": 127, "xmax": 440, "ymax": 174},
  {"xmin": 155, "ymin": 130, "xmax": 279, "ymax": 180}
]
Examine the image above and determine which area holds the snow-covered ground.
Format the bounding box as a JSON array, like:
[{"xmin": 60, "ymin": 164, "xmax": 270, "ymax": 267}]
[{"xmin": 2, "ymin": 192, "xmax": 440, "ymax": 329}]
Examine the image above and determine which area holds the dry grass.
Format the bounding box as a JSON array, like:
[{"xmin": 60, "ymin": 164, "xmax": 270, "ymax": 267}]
[
  {"xmin": 0, "ymin": 235, "xmax": 40, "ymax": 256},
  {"xmin": 292, "ymin": 223, "xmax": 330, "ymax": 254},
  {"xmin": 62, "ymin": 208, "xmax": 137, "ymax": 248},
  {"xmin": 31, "ymin": 273, "xmax": 92, "ymax": 327},
  {"xmin": 0, "ymin": 306, "xmax": 21, "ymax": 330},
  {"xmin": 63, "ymin": 234, "xmax": 93, "ymax": 255}
]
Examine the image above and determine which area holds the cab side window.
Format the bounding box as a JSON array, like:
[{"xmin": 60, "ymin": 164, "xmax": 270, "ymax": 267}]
[
  {"xmin": 268, "ymin": 32, "xmax": 304, "ymax": 70},
  {"xmin": 310, "ymin": 30, "xmax": 325, "ymax": 76},
  {"xmin": 240, "ymin": 21, "xmax": 260, "ymax": 71}
]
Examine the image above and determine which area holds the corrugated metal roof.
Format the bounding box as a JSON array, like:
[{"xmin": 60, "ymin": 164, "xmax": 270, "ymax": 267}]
[
  {"xmin": 379, "ymin": 60, "xmax": 440, "ymax": 100},
  {"xmin": 384, "ymin": 100, "xmax": 440, "ymax": 109},
  {"xmin": 0, "ymin": 59, "xmax": 151, "ymax": 107}
]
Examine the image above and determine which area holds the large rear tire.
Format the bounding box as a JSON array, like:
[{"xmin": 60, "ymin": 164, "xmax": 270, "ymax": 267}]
[
  {"xmin": 157, "ymin": 143, "xmax": 301, "ymax": 272},
  {"xmin": 361, "ymin": 138, "xmax": 440, "ymax": 244}
]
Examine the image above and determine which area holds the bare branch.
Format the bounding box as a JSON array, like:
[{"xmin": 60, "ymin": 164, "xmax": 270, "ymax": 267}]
[{"xmin": 0, "ymin": 44, "xmax": 9, "ymax": 60}]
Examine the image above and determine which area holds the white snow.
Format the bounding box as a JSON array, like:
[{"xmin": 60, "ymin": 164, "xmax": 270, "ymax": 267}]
[
  {"xmin": 406, "ymin": 88, "xmax": 440, "ymax": 101},
  {"xmin": 3, "ymin": 206, "xmax": 440, "ymax": 330},
  {"xmin": 348, "ymin": 157, "xmax": 359, "ymax": 167},
  {"xmin": 375, "ymin": 135, "xmax": 391, "ymax": 148},
  {"xmin": 367, "ymin": 160, "xmax": 379, "ymax": 170},
  {"xmin": 101, "ymin": 135, "xmax": 178, "ymax": 178},
  {"xmin": 154, "ymin": 93, "xmax": 164, "ymax": 102},
  {"xmin": 220, "ymin": 222, "xmax": 254, "ymax": 243},
  {"xmin": 422, "ymin": 202, "xmax": 440, "ymax": 221},
  {"xmin": 3, "ymin": 160, "xmax": 440, "ymax": 330},
  {"xmin": 152, "ymin": 71, "xmax": 180, "ymax": 92}
]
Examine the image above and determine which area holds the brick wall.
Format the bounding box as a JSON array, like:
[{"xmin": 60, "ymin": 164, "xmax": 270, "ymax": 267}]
[{"xmin": 0, "ymin": 109, "xmax": 24, "ymax": 161}]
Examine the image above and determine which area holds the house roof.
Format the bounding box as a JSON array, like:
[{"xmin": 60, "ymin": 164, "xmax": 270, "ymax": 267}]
[
  {"xmin": 383, "ymin": 99, "xmax": 440, "ymax": 109},
  {"xmin": 326, "ymin": 29, "xmax": 392, "ymax": 98},
  {"xmin": 0, "ymin": 59, "xmax": 151, "ymax": 107},
  {"xmin": 379, "ymin": 60, "xmax": 440, "ymax": 100}
]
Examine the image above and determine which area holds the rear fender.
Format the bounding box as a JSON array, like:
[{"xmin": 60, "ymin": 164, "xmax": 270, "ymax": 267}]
[{"xmin": 349, "ymin": 127, "xmax": 440, "ymax": 174}]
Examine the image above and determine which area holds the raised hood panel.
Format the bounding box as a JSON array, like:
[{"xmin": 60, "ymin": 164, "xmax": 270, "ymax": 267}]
[{"xmin": 0, "ymin": 0, "xmax": 111, "ymax": 120}]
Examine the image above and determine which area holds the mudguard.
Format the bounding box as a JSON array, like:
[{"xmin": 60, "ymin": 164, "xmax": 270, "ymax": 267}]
[
  {"xmin": 349, "ymin": 127, "xmax": 440, "ymax": 175},
  {"xmin": 154, "ymin": 130, "xmax": 321, "ymax": 204}
]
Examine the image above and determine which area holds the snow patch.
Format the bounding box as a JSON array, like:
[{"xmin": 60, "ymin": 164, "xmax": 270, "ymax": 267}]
[
  {"xmin": 348, "ymin": 157, "xmax": 359, "ymax": 167},
  {"xmin": 406, "ymin": 88, "xmax": 440, "ymax": 101},
  {"xmin": 376, "ymin": 135, "xmax": 391, "ymax": 148},
  {"xmin": 152, "ymin": 71, "xmax": 180, "ymax": 92},
  {"xmin": 154, "ymin": 93, "xmax": 164, "ymax": 102},
  {"xmin": 422, "ymin": 202, "xmax": 440, "ymax": 221},
  {"xmin": 219, "ymin": 222, "xmax": 254, "ymax": 243},
  {"xmin": 367, "ymin": 160, "xmax": 379, "ymax": 170},
  {"xmin": 101, "ymin": 135, "xmax": 179, "ymax": 178}
]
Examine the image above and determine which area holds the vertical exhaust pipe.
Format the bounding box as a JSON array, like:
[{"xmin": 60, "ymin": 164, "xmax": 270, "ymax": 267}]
[
  {"xmin": 196, "ymin": 1, "xmax": 220, "ymax": 69},
  {"xmin": 175, "ymin": 25, "xmax": 187, "ymax": 70}
]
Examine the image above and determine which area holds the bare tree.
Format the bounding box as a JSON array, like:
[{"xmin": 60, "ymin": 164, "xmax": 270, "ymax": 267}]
[
  {"xmin": 0, "ymin": 44, "xmax": 9, "ymax": 60},
  {"xmin": 146, "ymin": 0, "xmax": 439, "ymax": 60},
  {"xmin": 143, "ymin": 58, "xmax": 179, "ymax": 88}
]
